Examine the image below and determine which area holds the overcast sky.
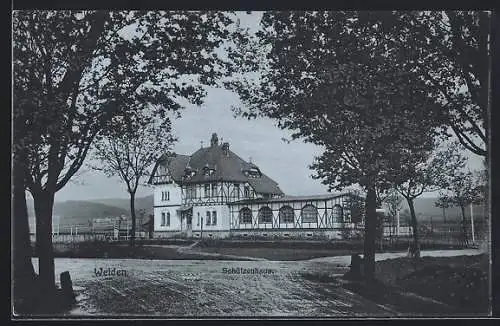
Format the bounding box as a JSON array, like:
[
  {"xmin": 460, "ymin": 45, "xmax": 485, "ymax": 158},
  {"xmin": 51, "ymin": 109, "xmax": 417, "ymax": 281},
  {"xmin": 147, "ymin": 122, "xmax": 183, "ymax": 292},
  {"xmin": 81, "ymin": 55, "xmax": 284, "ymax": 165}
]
[
  {"xmin": 54, "ymin": 85, "xmax": 484, "ymax": 202},
  {"xmin": 50, "ymin": 12, "xmax": 485, "ymax": 202}
]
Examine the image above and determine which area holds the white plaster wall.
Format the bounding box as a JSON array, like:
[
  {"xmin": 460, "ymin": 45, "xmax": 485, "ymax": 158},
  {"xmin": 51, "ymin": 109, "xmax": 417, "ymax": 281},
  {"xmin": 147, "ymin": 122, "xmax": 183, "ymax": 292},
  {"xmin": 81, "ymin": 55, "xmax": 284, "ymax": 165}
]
[
  {"xmin": 153, "ymin": 182, "xmax": 182, "ymax": 232},
  {"xmin": 154, "ymin": 206, "xmax": 182, "ymax": 231},
  {"xmin": 191, "ymin": 204, "xmax": 230, "ymax": 231},
  {"xmin": 154, "ymin": 182, "xmax": 182, "ymax": 207}
]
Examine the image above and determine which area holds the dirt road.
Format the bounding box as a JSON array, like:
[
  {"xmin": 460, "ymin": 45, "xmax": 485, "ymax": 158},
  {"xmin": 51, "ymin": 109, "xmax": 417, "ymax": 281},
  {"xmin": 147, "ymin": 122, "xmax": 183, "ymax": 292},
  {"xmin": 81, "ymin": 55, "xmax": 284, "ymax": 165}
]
[{"xmin": 30, "ymin": 249, "xmax": 484, "ymax": 317}]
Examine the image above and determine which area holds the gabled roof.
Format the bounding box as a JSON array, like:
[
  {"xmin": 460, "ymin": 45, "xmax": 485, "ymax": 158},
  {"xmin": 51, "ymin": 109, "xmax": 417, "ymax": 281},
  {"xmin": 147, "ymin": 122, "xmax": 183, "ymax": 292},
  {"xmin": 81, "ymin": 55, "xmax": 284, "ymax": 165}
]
[
  {"xmin": 148, "ymin": 153, "xmax": 190, "ymax": 184},
  {"xmin": 182, "ymin": 144, "xmax": 284, "ymax": 196},
  {"xmin": 149, "ymin": 135, "xmax": 284, "ymax": 196}
]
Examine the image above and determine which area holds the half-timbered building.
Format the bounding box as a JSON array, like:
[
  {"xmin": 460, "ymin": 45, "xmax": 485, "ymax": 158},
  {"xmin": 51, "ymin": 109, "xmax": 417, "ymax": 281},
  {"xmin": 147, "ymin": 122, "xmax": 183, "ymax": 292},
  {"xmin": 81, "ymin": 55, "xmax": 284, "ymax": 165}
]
[{"xmin": 148, "ymin": 133, "xmax": 363, "ymax": 239}]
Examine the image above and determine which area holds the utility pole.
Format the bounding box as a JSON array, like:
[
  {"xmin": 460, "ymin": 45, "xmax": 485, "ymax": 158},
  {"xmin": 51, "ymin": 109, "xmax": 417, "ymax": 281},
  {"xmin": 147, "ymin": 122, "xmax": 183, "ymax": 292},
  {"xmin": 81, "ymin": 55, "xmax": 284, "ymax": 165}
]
[
  {"xmin": 396, "ymin": 209, "xmax": 400, "ymax": 237},
  {"xmin": 470, "ymin": 203, "xmax": 475, "ymax": 245}
]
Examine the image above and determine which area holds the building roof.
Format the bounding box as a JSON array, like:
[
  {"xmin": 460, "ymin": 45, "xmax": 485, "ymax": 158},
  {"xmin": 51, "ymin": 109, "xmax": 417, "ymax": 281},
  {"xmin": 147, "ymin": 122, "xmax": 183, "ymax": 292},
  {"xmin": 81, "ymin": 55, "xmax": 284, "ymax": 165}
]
[
  {"xmin": 149, "ymin": 134, "xmax": 284, "ymax": 196},
  {"xmin": 148, "ymin": 153, "xmax": 190, "ymax": 184},
  {"xmin": 230, "ymin": 193, "xmax": 352, "ymax": 205}
]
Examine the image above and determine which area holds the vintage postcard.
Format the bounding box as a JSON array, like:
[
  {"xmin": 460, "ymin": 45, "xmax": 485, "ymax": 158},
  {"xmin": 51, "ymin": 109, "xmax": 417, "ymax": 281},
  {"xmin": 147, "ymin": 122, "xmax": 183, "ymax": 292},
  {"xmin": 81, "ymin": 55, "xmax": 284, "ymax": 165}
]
[{"xmin": 11, "ymin": 9, "xmax": 492, "ymax": 319}]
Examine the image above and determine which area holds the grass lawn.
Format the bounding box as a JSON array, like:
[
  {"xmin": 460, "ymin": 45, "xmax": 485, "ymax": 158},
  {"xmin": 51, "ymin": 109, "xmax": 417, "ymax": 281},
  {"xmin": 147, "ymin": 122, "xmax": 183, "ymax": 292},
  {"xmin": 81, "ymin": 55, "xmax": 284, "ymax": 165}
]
[
  {"xmin": 330, "ymin": 254, "xmax": 490, "ymax": 316},
  {"xmin": 195, "ymin": 246, "xmax": 358, "ymax": 260},
  {"xmin": 43, "ymin": 238, "xmax": 473, "ymax": 261},
  {"xmin": 374, "ymin": 254, "xmax": 490, "ymax": 315},
  {"xmin": 193, "ymin": 239, "xmax": 468, "ymax": 261}
]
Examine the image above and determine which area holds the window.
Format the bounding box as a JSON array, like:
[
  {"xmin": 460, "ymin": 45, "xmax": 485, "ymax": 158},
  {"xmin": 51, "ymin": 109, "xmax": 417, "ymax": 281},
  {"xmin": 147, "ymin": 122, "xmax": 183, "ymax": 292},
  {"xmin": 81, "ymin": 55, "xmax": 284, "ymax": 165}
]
[
  {"xmin": 161, "ymin": 212, "xmax": 166, "ymax": 226},
  {"xmin": 301, "ymin": 205, "xmax": 318, "ymax": 223},
  {"xmin": 244, "ymin": 185, "xmax": 250, "ymax": 198},
  {"xmin": 204, "ymin": 184, "xmax": 210, "ymax": 197},
  {"xmin": 166, "ymin": 212, "xmax": 170, "ymax": 226},
  {"xmin": 212, "ymin": 211, "xmax": 217, "ymax": 225},
  {"xmin": 249, "ymin": 167, "xmax": 260, "ymax": 177},
  {"xmin": 167, "ymin": 191, "xmax": 170, "ymax": 200},
  {"xmin": 206, "ymin": 211, "xmax": 211, "ymax": 225},
  {"xmin": 162, "ymin": 191, "xmax": 170, "ymax": 201},
  {"xmin": 239, "ymin": 207, "xmax": 252, "ymax": 224},
  {"xmin": 258, "ymin": 207, "xmax": 273, "ymax": 223},
  {"xmin": 211, "ymin": 183, "xmax": 217, "ymax": 197},
  {"xmin": 187, "ymin": 186, "xmax": 196, "ymax": 199},
  {"xmin": 185, "ymin": 187, "xmax": 191, "ymax": 199},
  {"xmin": 333, "ymin": 205, "xmax": 343, "ymax": 223},
  {"xmin": 234, "ymin": 183, "xmax": 240, "ymax": 199},
  {"xmin": 197, "ymin": 212, "xmax": 200, "ymax": 226},
  {"xmin": 279, "ymin": 206, "xmax": 295, "ymax": 224}
]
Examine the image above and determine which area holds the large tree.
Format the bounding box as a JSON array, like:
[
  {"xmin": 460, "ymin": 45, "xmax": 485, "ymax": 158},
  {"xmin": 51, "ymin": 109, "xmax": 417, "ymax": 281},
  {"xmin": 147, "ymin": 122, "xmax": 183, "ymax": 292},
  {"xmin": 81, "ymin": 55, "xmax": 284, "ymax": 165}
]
[
  {"xmin": 228, "ymin": 11, "xmax": 446, "ymax": 280},
  {"xmin": 91, "ymin": 118, "xmax": 176, "ymax": 246},
  {"xmin": 390, "ymin": 141, "xmax": 467, "ymax": 258},
  {"xmin": 436, "ymin": 169, "xmax": 482, "ymax": 246},
  {"xmin": 13, "ymin": 10, "xmax": 240, "ymax": 299}
]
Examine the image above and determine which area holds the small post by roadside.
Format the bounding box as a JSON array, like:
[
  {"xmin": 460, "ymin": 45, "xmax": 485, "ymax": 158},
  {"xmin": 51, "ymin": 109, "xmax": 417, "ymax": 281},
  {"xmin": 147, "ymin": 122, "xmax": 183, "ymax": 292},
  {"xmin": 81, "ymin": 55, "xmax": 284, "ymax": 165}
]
[{"xmin": 201, "ymin": 217, "xmax": 203, "ymax": 239}]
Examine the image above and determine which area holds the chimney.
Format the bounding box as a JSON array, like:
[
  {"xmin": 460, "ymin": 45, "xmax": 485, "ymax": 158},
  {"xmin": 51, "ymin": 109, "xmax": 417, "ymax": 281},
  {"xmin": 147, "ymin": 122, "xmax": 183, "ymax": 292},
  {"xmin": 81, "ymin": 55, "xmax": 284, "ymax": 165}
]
[
  {"xmin": 222, "ymin": 142, "xmax": 229, "ymax": 156},
  {"xmin": 210, "ymin": 133, "xmax": 218, "ymax": 147}
]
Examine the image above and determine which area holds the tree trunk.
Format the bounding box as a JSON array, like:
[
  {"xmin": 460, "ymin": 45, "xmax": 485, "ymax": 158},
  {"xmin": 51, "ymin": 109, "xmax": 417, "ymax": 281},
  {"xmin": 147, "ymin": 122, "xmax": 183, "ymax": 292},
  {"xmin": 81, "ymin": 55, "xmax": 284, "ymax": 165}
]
[
  {"xmin": 129, "ymin": 191, "xmax": 136, "ymax": 246},
  {"xmin": 32, "ymin": 190, "xmax": 56, "ymax": 292},
  {"xmin": 363, "ymin": 183, "xmax": 377, "ymax": 281},
  {"xmin": 35, "ymin": 208, "xmax": 42, "ymax": 258},
  {"xmin": 13, "ymin": 165, "xmax": 35, "ymax": 281},
  {"xmin": 460, "ymin": 205, "xmax": 468, "ymax": 246},
  {"xmin": 13, "ymin": 155, "xmax": 38, "ymax": 313},
  {"xmin": 407, "ymin": 198, "xmax": 420, "ymax": 259}
]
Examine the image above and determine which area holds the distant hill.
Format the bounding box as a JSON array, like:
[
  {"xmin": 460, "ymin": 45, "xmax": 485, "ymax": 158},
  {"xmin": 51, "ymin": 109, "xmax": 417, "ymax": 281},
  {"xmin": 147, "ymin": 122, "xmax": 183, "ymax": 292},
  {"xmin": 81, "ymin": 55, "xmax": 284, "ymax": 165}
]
[
  {"xmin": 87, "ymin": 195, "xmax": 154, "ymax": 216},
  {"xmin": 26, "ymin": 198, "xmax": 147, "ymax": 233},
  {"xmin": 396, "ymin": 197, "xmax": 487, "ymax": 223}
]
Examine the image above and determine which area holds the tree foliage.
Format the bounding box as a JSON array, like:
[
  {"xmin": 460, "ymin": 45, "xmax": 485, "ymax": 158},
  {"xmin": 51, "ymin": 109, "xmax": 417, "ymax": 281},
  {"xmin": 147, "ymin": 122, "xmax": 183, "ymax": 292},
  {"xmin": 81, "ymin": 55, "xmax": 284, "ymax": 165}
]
[
  {"xmin": 13, "ymin": 10, "xmax": 241, "ymax": 291},
  {"xmin": 228, "ymin": 11, "xmax": 447, "ymax": 279},
  {"xmin": 90, "ymin": 119, "xmax": 176, "ymax": 245},
  {"xmin": 14, "ymin": 10, "xmax": 238, "ymax": 196},
  {"xmin": 383, "ymin": 189, "xmax": 403, "ymax": 226},
  {"xmin": 375, "ymin": 11, "xmax": 490, "ymax": 156},
  {"xmin": 436, "ymin": 169, "xmax": 483, "ymax": 245},
  {"xmin": 436, "ymin": 170, "xmax": 483, "ymax": 209}
]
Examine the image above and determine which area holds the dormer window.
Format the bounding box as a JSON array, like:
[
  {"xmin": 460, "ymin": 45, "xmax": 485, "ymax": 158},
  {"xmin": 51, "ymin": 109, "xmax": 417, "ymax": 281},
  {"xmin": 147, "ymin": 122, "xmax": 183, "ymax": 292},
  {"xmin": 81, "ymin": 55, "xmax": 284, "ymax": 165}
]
[
  {"xmin": 243, "ymin": 166, "xmax": 261, "ymax": 178},
  {"xmin": 203, "ymin": 165, "xmax": 216, "ymax": 177},
  {"xmin": 249, "ymin": 167, "xmax": 261, "ymax": 177}
]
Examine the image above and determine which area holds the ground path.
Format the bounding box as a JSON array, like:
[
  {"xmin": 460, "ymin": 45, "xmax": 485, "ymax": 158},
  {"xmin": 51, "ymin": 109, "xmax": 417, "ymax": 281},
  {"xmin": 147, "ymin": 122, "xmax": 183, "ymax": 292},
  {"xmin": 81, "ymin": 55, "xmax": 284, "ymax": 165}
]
[{"xmin": 31, "ymin": 249, "xmax": 484, "ymax": 317}]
